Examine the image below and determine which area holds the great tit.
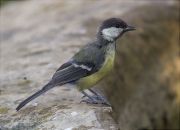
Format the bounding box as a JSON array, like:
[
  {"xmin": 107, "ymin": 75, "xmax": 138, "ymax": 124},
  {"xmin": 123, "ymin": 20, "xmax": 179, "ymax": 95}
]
[{"xmin": 16, "ymin": 18, "xmax": 135, "ymax": 111}]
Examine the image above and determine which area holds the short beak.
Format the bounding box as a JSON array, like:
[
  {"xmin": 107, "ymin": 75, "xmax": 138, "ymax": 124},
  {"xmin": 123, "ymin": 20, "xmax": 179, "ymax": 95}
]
[{"xmin": 124, "ymin": 26, "xmax": 136, "ymax": 32}]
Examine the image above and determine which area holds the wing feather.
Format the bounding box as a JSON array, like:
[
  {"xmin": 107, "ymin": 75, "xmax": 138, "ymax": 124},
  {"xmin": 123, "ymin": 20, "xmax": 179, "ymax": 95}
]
[
  {"xmin": 51, "ymin": 66, "xmax": 86, "ymax": 85},
  {"xmin": 44, "ymin": 39, "xmax": 105, "ymax": 88}
]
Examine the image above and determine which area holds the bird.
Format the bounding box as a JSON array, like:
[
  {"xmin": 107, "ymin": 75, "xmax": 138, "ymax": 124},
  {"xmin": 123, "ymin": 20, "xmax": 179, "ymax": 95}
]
[{"xmin": 16, "ymin": 18, "xmax": 135, "ymax": 111}]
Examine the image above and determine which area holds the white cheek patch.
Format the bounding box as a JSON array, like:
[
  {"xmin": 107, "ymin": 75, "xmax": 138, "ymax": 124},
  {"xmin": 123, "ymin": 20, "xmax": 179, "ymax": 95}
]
[{"xmin": 102, "ymin": 27, "xmax": 123, "ymax": 38}]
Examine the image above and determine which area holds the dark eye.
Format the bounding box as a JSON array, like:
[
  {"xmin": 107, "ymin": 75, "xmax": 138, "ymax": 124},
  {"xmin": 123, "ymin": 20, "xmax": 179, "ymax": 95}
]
[{"xmin": 115, "ymin": 24, "xmax": 120, "ymax": 28}]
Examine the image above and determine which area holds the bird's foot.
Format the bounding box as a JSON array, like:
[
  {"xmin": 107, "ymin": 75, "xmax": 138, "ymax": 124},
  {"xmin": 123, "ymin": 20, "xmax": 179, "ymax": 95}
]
[
  {"xmin": 80, "ymin": 89, "xmax": 112, "ymax": 107},
  {"xmin": 80, "ymin": 98, "xmax": 103, "ymax": 105}
]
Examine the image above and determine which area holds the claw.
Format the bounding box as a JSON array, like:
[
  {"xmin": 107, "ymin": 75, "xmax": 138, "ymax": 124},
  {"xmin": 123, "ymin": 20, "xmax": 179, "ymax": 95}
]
[
  {"xmin": 82, "ymin": 95, "xmax": 86, "ymax": 98},
  {"xmin": 80, "ymin": 90, "xmax": 112, "ymax": 107},
  {"xmin": 80, "ymin": 99, "xmax": 93, "ymax": 104},
  {"xmin": 82, "ymin": 95, "xmax": 99, "ymax": 99},
  {"xmin": 88, "ymin": 89, "xmax": 112, "ymax": 107},
  {"xmin": 80, "ymin": 99, "xmax": 102, "ymax": 105}
]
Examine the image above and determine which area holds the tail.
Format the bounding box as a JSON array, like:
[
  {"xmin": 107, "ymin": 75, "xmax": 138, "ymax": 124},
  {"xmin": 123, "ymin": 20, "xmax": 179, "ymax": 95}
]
[{"xmin": 16, "ymin": 83, "xmax": 55, "ymax": 111}]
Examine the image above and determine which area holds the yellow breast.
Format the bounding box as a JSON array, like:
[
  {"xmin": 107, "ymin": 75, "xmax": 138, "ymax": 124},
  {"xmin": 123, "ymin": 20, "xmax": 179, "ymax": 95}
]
[{"xmin": 77, "ymin": 50, "xmax": 115, "ymax": 90}]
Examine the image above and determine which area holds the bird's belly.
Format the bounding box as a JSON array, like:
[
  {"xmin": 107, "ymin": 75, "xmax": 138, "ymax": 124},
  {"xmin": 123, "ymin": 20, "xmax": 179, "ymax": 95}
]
[{"xmin": 77, "ymin": 53, "xmax": 115, "ymax": 90}]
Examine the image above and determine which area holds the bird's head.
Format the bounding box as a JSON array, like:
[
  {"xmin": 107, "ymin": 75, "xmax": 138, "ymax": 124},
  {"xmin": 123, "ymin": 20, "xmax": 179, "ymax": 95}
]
[{"xmin": 97, "ymin": 18, "xmax": 135, "ymax": 41}]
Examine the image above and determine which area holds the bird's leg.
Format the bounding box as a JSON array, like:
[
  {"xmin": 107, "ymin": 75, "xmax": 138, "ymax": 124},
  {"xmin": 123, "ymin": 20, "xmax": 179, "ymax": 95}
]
[
  {"xmin": 88, "ymin": 88, "xmax": 111, "ymax": 107},
  {"xmin": 81, "ymin": 90, "xmax": 101, "ymax": 104},
  {"xmin": 80, "ymin": 89, "xmax": 112, "ymax": 107},
  {"xmin": 81, "ymin": 91, "xmax": 98, "ymax": 99}
]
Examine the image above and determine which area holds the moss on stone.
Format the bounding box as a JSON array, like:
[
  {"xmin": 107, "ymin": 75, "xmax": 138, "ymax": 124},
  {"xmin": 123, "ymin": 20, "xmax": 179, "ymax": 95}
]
[
  {"xmin": 11, "ymin": 122, "xmax": 40, "ymax": 130},
  {"xmin": 0, "ymin": 107, "xmax": 11, "ymax": 114},
  {"xmin": 72, "ymin": 125, "xmax": 93, "ymax": 130},
  {"xmin": 38, "ymin": 113, "xmax": 52, "ymax": 122},
  {"xmin": 12, "ymin": 113, "xmax": 18, "ymax": 117},
  {"xmin": 16, "ymin": 80, "xmax": 31, "ymax": 87},
  {"xmin": 56, "ymin": 105, "xmax": 71, "ymax": 109}
]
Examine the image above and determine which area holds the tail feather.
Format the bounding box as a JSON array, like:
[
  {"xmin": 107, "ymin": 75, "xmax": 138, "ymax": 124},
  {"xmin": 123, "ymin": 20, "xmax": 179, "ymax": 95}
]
[{"xmin": 16, "ymin": 84, "xmax": 54, "ymax": 111}]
